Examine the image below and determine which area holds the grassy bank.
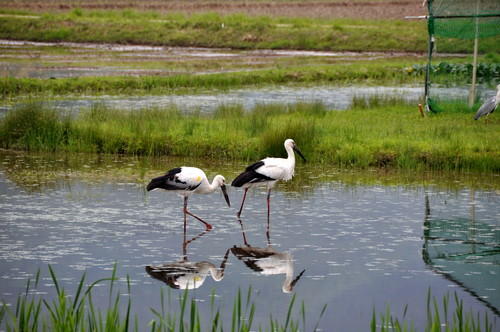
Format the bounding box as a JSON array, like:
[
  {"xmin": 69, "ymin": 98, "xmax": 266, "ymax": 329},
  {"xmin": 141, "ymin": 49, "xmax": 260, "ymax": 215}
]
[
  {"xmin": 0, "ymin": 100, "xmax": 498, "ymax": 172},
  {"xmin": 0, "ymin": 266, "xmax": 494, "ymax": 331},
  {"xmin": 0, "ymin": 60, "xmax": 426, "ymax": 97},
  {"xmin": 0, "ymin": 9, "xmax": 497, "ymax": 54},
  {"xmin": 0, "ymin": 9, "xmax": 427, "ymax": 52}
]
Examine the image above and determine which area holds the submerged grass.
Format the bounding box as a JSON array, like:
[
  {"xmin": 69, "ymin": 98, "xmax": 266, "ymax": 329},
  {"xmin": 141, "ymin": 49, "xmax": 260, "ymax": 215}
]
[
  {"xmin": 0, "ymin": 100, "xmax": 498, "ymax": 172},
  {"xmin": 0, "ymin": 266, "xmax": 325, "ymax": 332}
]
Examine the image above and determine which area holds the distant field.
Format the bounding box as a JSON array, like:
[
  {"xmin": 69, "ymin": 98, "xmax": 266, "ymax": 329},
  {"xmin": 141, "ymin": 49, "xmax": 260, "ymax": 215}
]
[{"xmin": 0, "ymin": 0, "xmax": 426, "ymax": 19}]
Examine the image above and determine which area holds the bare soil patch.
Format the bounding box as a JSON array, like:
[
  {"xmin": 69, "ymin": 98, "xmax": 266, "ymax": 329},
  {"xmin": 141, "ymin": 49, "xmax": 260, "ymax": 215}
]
[{"xmin": 0, "ymin": 0, "xmax": 426, "ymax": 20}]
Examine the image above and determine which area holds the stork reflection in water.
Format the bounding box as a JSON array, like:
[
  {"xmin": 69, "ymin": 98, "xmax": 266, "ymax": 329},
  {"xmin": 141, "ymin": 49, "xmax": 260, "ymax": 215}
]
[
  {"xmin": 145, "ymin": 229, "xmax": 230, "ymax": 290},
  {"xmin": 231, "ymin": 218, "xmax": 305, "ymax": 293}
]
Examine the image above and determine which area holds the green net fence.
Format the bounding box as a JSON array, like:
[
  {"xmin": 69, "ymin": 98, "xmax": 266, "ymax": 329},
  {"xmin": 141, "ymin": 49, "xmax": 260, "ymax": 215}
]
[{"xmin": 425, "ymin": 0, "xmax": 500, "ymax": 112}]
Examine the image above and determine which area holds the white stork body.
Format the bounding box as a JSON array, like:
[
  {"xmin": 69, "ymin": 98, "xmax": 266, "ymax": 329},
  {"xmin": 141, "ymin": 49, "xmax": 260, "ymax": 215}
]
[
  {"xmin": 147, "ymin": 167, "xmax": 230, "ymax": 230},
  {"xmin": 474, "ymin": 84, "xmax": 500, "ymax": 120},
  {"xmin": 231, "ymin": 139, "xmax": 306, "ymax": 219}
]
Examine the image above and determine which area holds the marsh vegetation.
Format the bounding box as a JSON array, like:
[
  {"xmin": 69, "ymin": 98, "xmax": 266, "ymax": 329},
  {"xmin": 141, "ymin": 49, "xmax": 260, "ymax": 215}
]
[{"xmin": 1, "ymin": 99, "xmax": 498, "ymax": 172}]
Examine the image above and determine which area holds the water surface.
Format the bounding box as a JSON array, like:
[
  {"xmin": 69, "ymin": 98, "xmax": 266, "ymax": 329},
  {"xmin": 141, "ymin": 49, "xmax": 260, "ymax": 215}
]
[
  {"xmin": 3, "ymin": 85, "xmax": 495, "ymax": 116},
  {"xmin": 0, "ymin": 152, "xmax": 498, "ymax": 330}
]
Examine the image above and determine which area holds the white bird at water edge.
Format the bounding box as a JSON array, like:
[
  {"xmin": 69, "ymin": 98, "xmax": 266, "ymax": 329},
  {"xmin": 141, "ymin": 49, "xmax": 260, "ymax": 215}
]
[
  {"xmin": 147, "ymin": 167, "xmax": 230, "ymax": 230},
  {"xmin": 231, "ymin": 138, "xmax": 306, "ymax": 219}
]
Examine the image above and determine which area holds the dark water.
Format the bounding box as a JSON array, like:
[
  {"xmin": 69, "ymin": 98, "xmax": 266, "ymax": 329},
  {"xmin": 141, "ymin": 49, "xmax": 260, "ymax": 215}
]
[{"xmin": 0, "ymin": 152, "xmax": 498, "ymax": 330}]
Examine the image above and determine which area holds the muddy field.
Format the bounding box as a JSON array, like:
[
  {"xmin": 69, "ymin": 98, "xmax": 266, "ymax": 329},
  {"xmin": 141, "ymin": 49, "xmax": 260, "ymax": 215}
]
[
  {"xmin": 0, "ymin": 0, "xmax": 426, "ymax": 20},
  {"xmin": 0, "ymin": 39, "xmax": 428, "ymax": 79}
]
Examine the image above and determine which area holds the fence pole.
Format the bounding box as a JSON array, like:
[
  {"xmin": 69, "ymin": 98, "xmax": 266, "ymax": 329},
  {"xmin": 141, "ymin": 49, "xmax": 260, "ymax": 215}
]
[{"xmin": 468, "ymin": 0, "xmax": 480, "ymax": 107}]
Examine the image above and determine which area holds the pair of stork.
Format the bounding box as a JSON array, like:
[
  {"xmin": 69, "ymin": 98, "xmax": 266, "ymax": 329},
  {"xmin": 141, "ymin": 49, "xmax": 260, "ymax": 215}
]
[
  {"xmin": 147, "ymin": 139, "xmax": 306, "ymax": 230},
  {"xmin": 147, "ymin": 82, "xmax": 499, "ymax": 230}
]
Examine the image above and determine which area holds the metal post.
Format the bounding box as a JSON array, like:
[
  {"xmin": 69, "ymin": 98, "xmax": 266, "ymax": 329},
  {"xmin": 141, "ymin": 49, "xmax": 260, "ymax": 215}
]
[
  {"xmin": 424, "ymin": 0, "xmax": 434, "ymax": 112},
  {"xmin": 468, "ymin": 0, "xmax": 480, "ymax": 107}
]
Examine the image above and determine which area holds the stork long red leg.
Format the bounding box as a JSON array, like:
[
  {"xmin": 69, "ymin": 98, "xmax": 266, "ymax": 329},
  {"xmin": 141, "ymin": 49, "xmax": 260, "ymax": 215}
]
[
  {"xmin": 236, "ymin": 188, "xmax": 249, "ymax": 217},
  {"xmin": 266, "ymin": 189, "xmax": 271, "ymax": 242},
  {"xmin": 183, "ymin": 196, "xmax": 212, "ymax": 230}
]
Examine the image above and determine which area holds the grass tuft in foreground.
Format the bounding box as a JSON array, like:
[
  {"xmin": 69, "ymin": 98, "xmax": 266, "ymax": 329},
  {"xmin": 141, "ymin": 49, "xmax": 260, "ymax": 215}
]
[
  {"xmin": 371, "ymin": 289, "xmax": 495, "ymax": 332},
  {"xmin": 0, "ymin": 99, "xmax": 498, "ymax": 172},
  {"xmin": 0, "ymin": 266, "xmax": 326, "ymax": 332},
  {"xmin": 1, "ymin": 267, "xmax": 495, "ymax": 331}
]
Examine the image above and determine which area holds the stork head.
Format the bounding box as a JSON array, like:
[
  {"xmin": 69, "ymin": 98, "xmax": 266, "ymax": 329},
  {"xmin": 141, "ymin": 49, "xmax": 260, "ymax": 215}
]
[
  {"xmin": 282, "ymin": 269, "xmax": 306, "ymax": 293},
  {"xmin": 284, "ymin": 139, "xmax": 306, "ymax": 162},
  {"xmin": 210, "ymin": 267, "xmax": 225, "ymax": 281},
  {"xmin": 213, "ymin": 175, "xmax": 231, "ymax": 207}
]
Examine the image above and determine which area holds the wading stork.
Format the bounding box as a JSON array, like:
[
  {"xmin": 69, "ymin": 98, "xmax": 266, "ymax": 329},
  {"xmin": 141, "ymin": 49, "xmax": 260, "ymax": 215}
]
[
  {"xmin": 474, "ymin": 84, "xmax": 500, "ymax": 120},
  {"xmin": 231, "ymin": 139, "xmax": 306, "ymax": 220},
  {"xmin": 147, "ymin": 167, "xmax": 230, "ymax": 231}
]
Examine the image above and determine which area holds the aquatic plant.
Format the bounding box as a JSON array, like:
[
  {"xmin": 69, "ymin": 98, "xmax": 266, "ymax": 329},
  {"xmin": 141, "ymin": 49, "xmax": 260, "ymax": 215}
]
[
  {"xmin": 0, "ymin": 266, "xmax": 495, "ymax": 332},
  {"xmin": 0, "ymin": 61, "xmax": 425, "ymax": 98},
  {"xmin": 0, "ymin": 266, "xmax": 326, "ymax": 332},
  {"xmin": 371, "ymin": 289, "xmax": 495, "ymax": 332},
  {"xmin": 0, "ymin": 100, "xmax": 498, "ymax": 172}
]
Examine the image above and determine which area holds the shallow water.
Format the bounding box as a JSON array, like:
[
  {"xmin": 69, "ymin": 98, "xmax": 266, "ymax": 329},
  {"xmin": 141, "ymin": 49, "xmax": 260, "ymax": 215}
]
[
  {"xmin": 3, "ymin": 85, "xmax": 495, "ymax": 116},
  {"xmin": 0, "ymin": 39, "xmax": 414, "ymax": 79},
  {"xmin": 0, "ymin": 151, "xmax": 499, "ymax": 330}
]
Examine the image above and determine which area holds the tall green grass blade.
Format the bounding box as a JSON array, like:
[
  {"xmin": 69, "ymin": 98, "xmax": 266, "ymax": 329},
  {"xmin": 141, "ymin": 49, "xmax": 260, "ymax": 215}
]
[
  {"xmin": 248, "ymin": 303, "xmax": 255, "ymax": 331},
  {"xmin": 190, "ymin": 298, "xmax": 196, "ymax": 332},
  {"xmin": 313, "ymin": 303, "xmax": 327, "ymax": 332},
  {"xmin": 301, "ymin": 301, "xmax": 306, "ymax": 332},
  {"xmin": 72, "ymin": 272, "xmax": 86, "ymax": 311},
  {"xmin": 179, "ymin": 288, "xmax": 188, "ymax": 332},
  {"xmin": 109, "ymin": 263, "xmax": 117, "ymax": 304},
  {"xmin": 47, "ymin": 265, "xmax": 61, "ymax": 296},
  {"xmin": 284, "ymin": 293, "xmax": 296, "ymax": 331},
  {"xmin": 371, "ymin": 308, "xmax": 377, "ymax": 332},
  {"xmin": 211, "ymin": 311, "xmax": 220, "ymax": 332}
]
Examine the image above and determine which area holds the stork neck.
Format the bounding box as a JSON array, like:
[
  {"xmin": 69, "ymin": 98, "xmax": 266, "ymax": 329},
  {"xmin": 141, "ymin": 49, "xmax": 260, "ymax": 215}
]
[
  {"xmin": 285, "ymin": 145, "xmax": 296, "ymax": 162},
  {"xmin": 208, "ymin": 180, "xmax": 218, "ymax": 192}
]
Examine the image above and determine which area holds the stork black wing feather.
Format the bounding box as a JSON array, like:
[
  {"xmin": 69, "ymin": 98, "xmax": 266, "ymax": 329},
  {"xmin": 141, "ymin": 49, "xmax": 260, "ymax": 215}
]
[
  {"xmin": 147, "ymin": 167, "xmax": 189, "ymax": 191},
  {"xmin": 231, "ymin": 161, "xmax": 275, "ymax": 187}
]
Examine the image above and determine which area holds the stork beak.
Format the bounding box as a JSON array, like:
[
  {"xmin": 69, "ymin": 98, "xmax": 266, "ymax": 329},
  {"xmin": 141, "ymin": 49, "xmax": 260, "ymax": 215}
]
[
  {"xmin": 293, "ymin": 146, "xmax": 307, "ymax": 162},
  {"xmin": 290, "ymin": 269, "xmax": 306, "ymax": 289},
  {"xmin": 221, "ymin": 184, "xmax": 231, "ymax": 207}
]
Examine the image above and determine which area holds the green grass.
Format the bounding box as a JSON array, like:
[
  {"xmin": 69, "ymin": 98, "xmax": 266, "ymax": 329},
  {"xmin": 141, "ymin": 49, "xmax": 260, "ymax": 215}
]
[
  {"xmin": 0, "ymin": 100, "xmax": 499, "ymax": 172},
  {"xmin": 0, "ymin": 9, "xmax": 498, "ymax": 54},
  {"xmin": 371, "ymin": 289, "xmax": 495, "ymax": 332},
  {"xmin": 0, "ymin": 60, "xmax": 426, "ymax": 97},
  {"xmin": 0, "ymin": 267, "xmax": 494, "ymax": 331},
  {"xmin": 0, "ymin": 60, "xmax": 496, "ymax": 98},
  {"xmin": 0, "ymin": 266, "xmax": 326, "ymax": 332}
]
